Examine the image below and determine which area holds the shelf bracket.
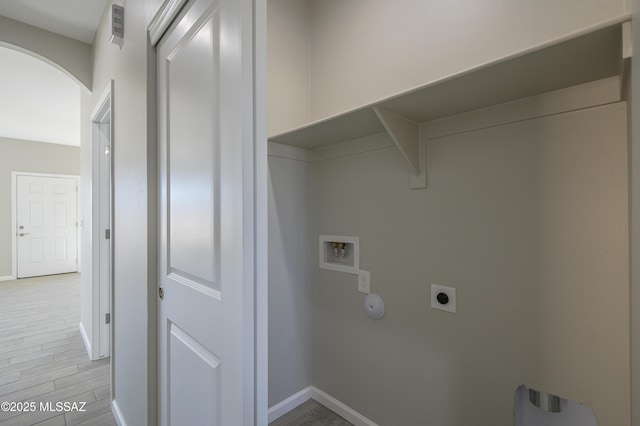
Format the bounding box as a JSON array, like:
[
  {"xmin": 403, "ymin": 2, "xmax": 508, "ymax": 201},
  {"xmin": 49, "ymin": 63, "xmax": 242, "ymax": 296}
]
[{"xmin": 372, "ymin": 107, "xmax": 426, "ymax": 189}]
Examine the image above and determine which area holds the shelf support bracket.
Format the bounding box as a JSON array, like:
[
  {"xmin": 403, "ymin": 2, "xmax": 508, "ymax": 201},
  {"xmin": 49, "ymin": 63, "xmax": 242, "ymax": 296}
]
[{"xmin": 373, "ymin": 107, "xmax": 426, "ymax": 189}]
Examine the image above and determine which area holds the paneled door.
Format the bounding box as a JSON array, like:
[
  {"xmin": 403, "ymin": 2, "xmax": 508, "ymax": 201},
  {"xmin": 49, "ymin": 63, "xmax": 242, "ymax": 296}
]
[
  {"xmin": 157, "ymin": 0, "xmax": 256, "ymax": 424},
  {"xmin": 16, "ymin": 174, "xmax": 78, "ymax": 278}
]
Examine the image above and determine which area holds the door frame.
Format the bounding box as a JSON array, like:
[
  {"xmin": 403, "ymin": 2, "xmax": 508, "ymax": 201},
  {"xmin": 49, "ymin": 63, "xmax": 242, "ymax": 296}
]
[
  {"xmin": 91, "ymin": 80, "xmax": 115, "ymax": 360},
  {"xmin": 11, "ymin": 171, "xmax": 80, "ymax": 280},
  {"xmin": 148, "ymin": 0, "xmax": 268, "ymax": 423},
  {"xmin": 89, "ymin": 81, "xmax": 114, "ymax": 365}
]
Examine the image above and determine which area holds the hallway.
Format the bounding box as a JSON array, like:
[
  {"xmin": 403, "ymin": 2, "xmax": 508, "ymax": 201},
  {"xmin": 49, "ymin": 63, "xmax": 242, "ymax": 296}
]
[{"xmin": 0, "ymin": 273, "xmax": 114, "ymax": 425}]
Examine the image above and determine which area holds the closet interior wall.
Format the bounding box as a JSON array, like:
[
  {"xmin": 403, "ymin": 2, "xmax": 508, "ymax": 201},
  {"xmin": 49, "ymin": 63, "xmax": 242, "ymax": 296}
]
[{"xmin": 267, "ymin": 1, "xmax": 631, "ymax": 425}]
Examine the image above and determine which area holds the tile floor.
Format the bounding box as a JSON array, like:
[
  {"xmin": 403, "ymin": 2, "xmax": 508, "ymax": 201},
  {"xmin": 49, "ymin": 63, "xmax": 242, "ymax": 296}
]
[{"xmin": 0, "ymin": 273, "xmax": 115, "ymax": 426}]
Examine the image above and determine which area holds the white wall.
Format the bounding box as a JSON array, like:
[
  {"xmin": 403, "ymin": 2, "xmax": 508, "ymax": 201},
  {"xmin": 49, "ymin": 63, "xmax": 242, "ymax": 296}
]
[
  {"xmin": 268, "ymin": 144, "xmax": 311, "ymax": 407},
  {"xmin": 308, "ymin": 96, "xmax": 629, "ymax": 425},
  {"xmin": 0, "ymin": 138, "xmax": 80, "ymax": 278},
  {"xmin": 81, "ymin": 1, "xmax": 162, "ymax": 424}
]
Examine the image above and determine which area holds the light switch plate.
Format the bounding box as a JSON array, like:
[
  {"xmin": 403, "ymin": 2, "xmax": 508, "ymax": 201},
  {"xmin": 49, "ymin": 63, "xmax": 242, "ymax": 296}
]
[
  {"xmin": 431, "ymin": 284, "xmax": 456, "ymax": 313},
  {"xmin": 358, "ymin": 270, "xmax": 370, "ymax": 294}
]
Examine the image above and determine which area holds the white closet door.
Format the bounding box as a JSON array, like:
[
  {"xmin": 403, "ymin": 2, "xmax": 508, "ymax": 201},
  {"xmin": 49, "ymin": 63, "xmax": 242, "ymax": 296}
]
[{"xmin": 156, "ymin": 0, "xmax": 257, "ymax": 424}]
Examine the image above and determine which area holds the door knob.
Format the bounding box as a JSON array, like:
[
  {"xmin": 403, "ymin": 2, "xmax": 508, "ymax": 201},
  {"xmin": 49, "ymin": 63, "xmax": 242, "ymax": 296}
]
[{"xmin": 19, "ymin": 233, "xmax": 30, "ymax": 237}]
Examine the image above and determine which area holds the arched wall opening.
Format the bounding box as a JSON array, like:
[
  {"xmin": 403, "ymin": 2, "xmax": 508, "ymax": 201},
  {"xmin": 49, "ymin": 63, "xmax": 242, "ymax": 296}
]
[{"xmin": 0, "ymin": 15, "xmax": 92, "ymax": 91}]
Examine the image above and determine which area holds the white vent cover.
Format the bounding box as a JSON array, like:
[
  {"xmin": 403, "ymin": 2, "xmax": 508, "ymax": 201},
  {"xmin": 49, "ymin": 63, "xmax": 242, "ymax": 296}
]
[{"xmin": 110, "ymin": 4, "xmax": 124, "ymax": 45}]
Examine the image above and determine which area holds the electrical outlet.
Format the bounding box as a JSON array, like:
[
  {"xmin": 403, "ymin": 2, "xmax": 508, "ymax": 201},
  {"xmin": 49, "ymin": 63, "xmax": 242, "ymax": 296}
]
[
  {"xmin": 431, "ymin": 284, "xmax": 456, "ymax": 313},
  {"xmin": 358, "ymin": 270, "xmax": 370, "ymax": 294}
]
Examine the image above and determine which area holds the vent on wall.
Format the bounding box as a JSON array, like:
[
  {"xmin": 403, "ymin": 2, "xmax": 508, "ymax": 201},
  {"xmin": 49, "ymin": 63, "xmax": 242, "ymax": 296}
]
[{"xmin": 110, "ymin": 4, "xmax": 124, "ymax": 46}]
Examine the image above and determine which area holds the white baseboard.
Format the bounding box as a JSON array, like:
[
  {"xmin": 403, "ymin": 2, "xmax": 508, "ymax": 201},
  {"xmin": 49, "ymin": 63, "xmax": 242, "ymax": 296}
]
[
  {"xmin": 268, "ymin": 386, "xmax": 313, "ymax": 422},
  {"xmin": 112, "ymin": 399, "xmax": 127, "ymax": 426},
  {"xmin": 268, "ymin": 386, "xmax": 378, "ymax": 426},
  {"xmin": 0, "ymin": 276, "xmax": 14, "ymax": 282},
  {"xmin": 78, "ymin": 321, "xmax": 92, "ymax": 359},
  {"xmin": 311, "ymin": 386, "xmax": 379, "ymax": 426}
]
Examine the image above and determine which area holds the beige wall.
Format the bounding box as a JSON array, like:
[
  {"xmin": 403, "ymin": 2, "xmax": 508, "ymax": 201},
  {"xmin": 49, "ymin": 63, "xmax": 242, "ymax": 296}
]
[
  {"xmin": 267, "ymin": 2, "xmax": 632, "ymax": 423},
  {"xmin": 267, "ymin": 0, "xmax": 627, "ymax": 134},
  {"xmin": 267, "ymin": 0, "xmax": 311, "ymax": 136},
  {"xmin": 0, "ymin": 137, "xmax": 79, "ymax": 278},
  {"xmin": 630, "ymin": 1, "xmax": 640, "ymax": 425},
  {"xmin": 81, "ymin": 0, "xmax": 162, "ymax": 424},
  {"xmin": 307, "ymin": 0, "xmax": 626, "ymax": 120},
  {"xmin": 309, "ymin": 102, "xmax": 629, "ymax": 425},
  {"xmin": 268, "ymin": 145, "xmax": 311, "ymax": 406},
  {"xmin": 0, "ymin": 15, "xmax": 92, "ymax": 90}
]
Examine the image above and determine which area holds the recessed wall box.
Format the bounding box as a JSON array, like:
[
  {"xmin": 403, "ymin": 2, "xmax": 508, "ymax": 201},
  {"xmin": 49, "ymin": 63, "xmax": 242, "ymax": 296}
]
[{"xmin": 319, "ymin": 235, "xmax": 359, "ymax": 274}]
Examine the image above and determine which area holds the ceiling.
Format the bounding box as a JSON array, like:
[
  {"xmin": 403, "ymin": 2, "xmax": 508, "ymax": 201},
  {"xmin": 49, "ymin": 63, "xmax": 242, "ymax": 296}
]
[{"xmin": 0, "ymin": 0, "xmax": 109, "ymax": 44}]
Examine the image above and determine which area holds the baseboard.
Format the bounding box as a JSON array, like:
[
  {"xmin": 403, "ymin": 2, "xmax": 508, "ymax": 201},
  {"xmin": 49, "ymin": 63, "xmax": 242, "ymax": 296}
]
[
  {"xmin": 78, "ymin": 321, "xmax": 92, "ymax": 359},
  {"xmin": 112, "ymin": 399, "xmax": 127, "ymax": 426},
  {"xmin": 0, "ymin": 276, "xmax": 14, "ymax": 282},
  {"xmin": 268, "ymin": 386, "xmax": 378, "ymax": 426},
  {"xmin": 268, "ymin": 386, "xmax": 312, "ymax": 423},
  {"xmin": 311, "ymin": 386, "xmax": 379, "ymax": 426}
]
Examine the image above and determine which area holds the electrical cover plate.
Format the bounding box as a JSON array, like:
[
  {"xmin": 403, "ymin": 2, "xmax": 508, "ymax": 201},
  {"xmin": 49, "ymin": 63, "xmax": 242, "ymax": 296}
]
[
  {"xmin": 358, "ymin": 270, "xmax": 370, "ymax": 294},
  {"xmin": 431, "ymin": 284, "xmax": 456, "ymax": 313}
]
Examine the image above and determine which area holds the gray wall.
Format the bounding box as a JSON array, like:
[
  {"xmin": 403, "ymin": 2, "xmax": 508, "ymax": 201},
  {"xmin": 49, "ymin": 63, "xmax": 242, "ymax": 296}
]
[
  {"xmin": 268, "ymin": 147, "xmax": 311, "ymax": 406},
  {"xmin": 0, "ymin": 137, "xmax": 80, "ymax": 278},
  {"xmin": 309, "ymin": 102, "xmax": 629, "ymax": 425}
]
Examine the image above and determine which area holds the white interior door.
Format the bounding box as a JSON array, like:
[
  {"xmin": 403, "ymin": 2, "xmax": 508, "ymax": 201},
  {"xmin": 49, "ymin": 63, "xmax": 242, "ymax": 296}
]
[
  {"xmin": 157, "ymin": 0, "xmax": 256, "ymax": 424},
  {"xmin": 16, "ymin": 174, "xmax": 78, "ymax": 278}
]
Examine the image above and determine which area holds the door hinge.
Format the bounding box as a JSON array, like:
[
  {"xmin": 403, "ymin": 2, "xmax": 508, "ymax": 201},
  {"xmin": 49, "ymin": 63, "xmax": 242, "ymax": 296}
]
[
  {"xmin": 106, "ymin": 313, "xmax": 111, "ymax": 324},
  {"xmin": 105, "ymin": 229, "xmax": 110, "ymax": 239}
]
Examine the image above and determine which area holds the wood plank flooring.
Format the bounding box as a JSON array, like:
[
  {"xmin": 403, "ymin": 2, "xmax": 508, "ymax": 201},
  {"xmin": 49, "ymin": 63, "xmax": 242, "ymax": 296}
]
[
  {"xmin": 269, "ymin": 399, "xmax": 353, "ymax": 426},
  {"xmin": 0, "ymin": 273, "xmax": 115, "ymax": 426}
]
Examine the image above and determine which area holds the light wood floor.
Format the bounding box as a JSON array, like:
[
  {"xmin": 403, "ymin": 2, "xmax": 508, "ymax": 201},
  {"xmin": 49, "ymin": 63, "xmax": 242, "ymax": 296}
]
[
  {"xmin": 269, "ymin": 399, "xmax": 353, "ymax": 426},
  {"xmin": 0, "ymin": 273, "xmax": 115, "ymax": 426}
]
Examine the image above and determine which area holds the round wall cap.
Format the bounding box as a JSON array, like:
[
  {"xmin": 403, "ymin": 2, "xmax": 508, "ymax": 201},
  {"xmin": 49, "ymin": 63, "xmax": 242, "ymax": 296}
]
[{"xmin": 364, "ymin": 293, "xmax": 385, "ymax": 320}]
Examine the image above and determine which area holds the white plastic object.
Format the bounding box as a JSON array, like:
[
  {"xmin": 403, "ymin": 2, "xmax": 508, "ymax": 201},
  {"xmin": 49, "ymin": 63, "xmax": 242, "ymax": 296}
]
[
  {"xmin": 364, "ymin": 294, "xmax": 385, "ymax": 320},
  {"xmin": 358, "ymin": 270, "xmax": 370, "ymax": 294},
  {"xmin": 431, "ymin": 284, "xmax": 456, "ymax": 313}
]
